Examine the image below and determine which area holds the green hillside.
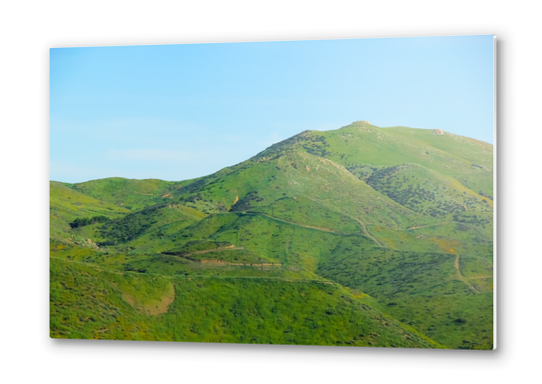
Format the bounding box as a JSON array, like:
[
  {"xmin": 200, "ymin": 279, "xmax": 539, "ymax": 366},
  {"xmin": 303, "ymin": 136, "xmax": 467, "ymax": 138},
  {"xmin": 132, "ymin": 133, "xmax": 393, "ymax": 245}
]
[
  {"xmin": 50, "ymin": 121, "xmax": 494, "ymax": 349},
  {"xmin": 66, "ymin": 177, "xmax": 194, "ymax": 210},
  {"xmin": 50, "ymin": 258, "xmax": 440, "ymax": 347}
]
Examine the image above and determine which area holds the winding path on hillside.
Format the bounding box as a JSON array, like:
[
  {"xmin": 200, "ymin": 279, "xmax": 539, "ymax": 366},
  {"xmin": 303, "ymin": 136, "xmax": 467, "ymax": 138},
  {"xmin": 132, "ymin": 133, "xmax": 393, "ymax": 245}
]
[
  {"xmin": 51, "ymin": 257, "xmax": 328, "ymax": 284},
  {"xmin": 254, "ymin": 212, "xmax": 383, "ymax": 247},
  {"xmin": 454, "ymin": 254, "xmax": 479, "ymax": 293},
  {"xmin": 162, "ymin": 247, "xmax": 282, "ymax": 267},
  {"xmin": 300, "ymin": 196, "xmax": 384, "ymax": 247},
  {"xmin": 182, "ymin": 246, "xmax": 245, "ymax": 257},
  {"xmin": 257, "ymin": 213, "xmax": 342, "ymax": 234},
  {"xmin": 354, "ymin": 219, "xmax": 383, "ymax": 247}
]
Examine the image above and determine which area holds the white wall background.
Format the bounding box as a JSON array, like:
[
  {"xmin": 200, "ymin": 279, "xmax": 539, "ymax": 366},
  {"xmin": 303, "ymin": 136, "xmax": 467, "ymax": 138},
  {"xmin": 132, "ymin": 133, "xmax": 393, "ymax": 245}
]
[{"xmin": 1, "ymin": 1, "xmax": 539, "ymax": 383}]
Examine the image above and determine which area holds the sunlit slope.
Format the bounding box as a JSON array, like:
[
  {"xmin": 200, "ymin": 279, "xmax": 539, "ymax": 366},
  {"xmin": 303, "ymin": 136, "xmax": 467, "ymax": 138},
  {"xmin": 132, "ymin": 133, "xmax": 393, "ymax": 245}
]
[
  {"xmin": 368, "ymin": 222, "xmax": 493, "ymax": 255},
  {"xmin": 257, "ymin": 121, "xmax": 493, "ymax": 199},
  {"xmin": 365, "ymin": 163, "xmax": 493, "ymax": 238},
  {"xmin": 366, "ymin": 163, "xmax": 492, "ymax": 216},
  {"xmin": 172, "ymin": 150, "xmax": 424, "ymax": 230},
  {"xmin": 50, "ymin": 181, "xmax": 130, "ymax": 243},
  {"xmin": 66, "ymin": 177, "xmax": 187, "ymax": 210}
]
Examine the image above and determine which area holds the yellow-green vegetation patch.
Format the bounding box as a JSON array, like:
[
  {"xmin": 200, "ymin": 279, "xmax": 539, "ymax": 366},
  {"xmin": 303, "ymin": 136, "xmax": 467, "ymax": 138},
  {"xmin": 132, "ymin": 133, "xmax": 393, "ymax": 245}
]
[
  {"xmin": 369, "ymin": 222, "xmax": 492, "ymax": 256},
  {"xmin": 118, "ymin": 279, "xmax": 175, "ymax": 316},
  {"xmin": 69, "ymin": 177, "xmax": 180, "ymax": 210}
]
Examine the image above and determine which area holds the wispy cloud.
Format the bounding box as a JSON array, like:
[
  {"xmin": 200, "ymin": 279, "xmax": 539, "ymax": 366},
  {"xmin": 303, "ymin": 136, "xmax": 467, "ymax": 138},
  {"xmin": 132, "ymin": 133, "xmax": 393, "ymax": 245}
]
[
  {"xmin": 50, "ymin": 118, "xmax": 206, "ymax": 147},
  {"xmin": 105, "ymin": 148, "xmax": 196, "ymax": 162},
  {"xmin": 50, "ymin": 161, "xmax": 126, "ymax": 183}
]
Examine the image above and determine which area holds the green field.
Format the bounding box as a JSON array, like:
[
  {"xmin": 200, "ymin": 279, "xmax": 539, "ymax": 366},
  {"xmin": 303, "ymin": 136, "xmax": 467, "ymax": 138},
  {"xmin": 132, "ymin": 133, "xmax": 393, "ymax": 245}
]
[{"xmin": 50, "ymin": 121, "xmax": 494, "ymax": 349}]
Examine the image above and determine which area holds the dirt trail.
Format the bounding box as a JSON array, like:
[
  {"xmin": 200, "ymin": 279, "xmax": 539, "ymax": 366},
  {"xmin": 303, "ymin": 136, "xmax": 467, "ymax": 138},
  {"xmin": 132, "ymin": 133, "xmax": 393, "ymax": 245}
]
[
  {"xmin": 355, "ymin": 219, "xmax": 383, "ymax": 247},
  {"xmin": 255, "ymin": 212, "xmax": 383, "ymax": 247},
  {"xmin": 121, "ymin": 282, "xmax": 175, "ymax": 316},
  {"xmin": 298, "ymin": 196, "xmax": 383, "ymax": 246},
  {"xmin": 52, "ymin": 257, "xmax": 325, "ymax": 284},
  {"xmin": 257, "ymin": 213, "xmax": 347, "ymax": 234},
  {"xmin": 184, "ymin": 245, "xmax": 243, "ymax": 257},
  {"xmin": 199, "ymin": 259, "xmax": 282, "ymax": 267},
  {"xmin": 162, "ymin": 246, "xmax": 282, "ymax": 267},
  {"xmin": 449, "ymin": 196, "xmax": 468, "ymax": 211},
  {"xmin": 454, "ymin": 254, "xmax": 479, "ymax": 293}
]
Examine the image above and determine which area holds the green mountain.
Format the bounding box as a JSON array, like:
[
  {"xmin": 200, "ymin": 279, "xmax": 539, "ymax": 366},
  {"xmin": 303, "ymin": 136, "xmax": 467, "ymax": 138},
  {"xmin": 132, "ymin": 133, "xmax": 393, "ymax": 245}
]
[{"xmin": 50, "ymin": 121, "xmax": 494, "ymax": 349}]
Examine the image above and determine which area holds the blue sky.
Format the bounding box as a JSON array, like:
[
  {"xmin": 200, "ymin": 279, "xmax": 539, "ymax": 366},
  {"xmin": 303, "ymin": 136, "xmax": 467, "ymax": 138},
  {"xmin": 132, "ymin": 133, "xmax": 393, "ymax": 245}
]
[{"xmin": 50, "ymin": 35, "xmax": 494, "ymax": 183}]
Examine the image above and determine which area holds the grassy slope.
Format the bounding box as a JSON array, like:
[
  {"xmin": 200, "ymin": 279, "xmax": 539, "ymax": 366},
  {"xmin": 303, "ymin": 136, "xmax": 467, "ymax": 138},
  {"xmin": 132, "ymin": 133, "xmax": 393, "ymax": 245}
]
[
  {"xmin": 258, "ymin": 121, "xmax": 493, "ymax": 199},
  {"xmin": 317, "ymin": 245, "xmax": 493, "ymax": 349},
  {"xmin": 50, "ymin": 181, "xmax": 130, "ymax": 244},
  {"xmin": 66, "ymin": 177, "xmax": 185, "ymax": 211},
  {"xmin": 366, "ymin": 164, "xmax": 493, "ymax": 214},
  {"xmin": 50, "ymin": 258, "xmax": 440, "ymax": 348},
  {"xmin": 50, "ymin": 205, "xmax": 438, "ymax": 347},
  {"xmin": 173, "ymin": 150, "xmax": 425, "ymax": 230},
  {"xmin": 50, "ymin": 122, "xmax": 493, "ymax": 349}
]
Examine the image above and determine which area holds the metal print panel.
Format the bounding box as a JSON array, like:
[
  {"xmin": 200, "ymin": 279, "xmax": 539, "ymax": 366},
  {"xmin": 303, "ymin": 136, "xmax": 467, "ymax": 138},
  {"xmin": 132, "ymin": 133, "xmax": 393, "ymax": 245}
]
[{"xmin": 50, "ymin": 35, "xmax": 495, "ymax": 349}]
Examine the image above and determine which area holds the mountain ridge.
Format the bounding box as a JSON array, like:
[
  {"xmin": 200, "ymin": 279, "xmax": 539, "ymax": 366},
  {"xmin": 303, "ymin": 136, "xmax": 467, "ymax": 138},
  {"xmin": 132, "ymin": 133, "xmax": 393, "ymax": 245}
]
[{"xmin": 50, "ymin": 121, "xmax": 494, "ymax": 349}]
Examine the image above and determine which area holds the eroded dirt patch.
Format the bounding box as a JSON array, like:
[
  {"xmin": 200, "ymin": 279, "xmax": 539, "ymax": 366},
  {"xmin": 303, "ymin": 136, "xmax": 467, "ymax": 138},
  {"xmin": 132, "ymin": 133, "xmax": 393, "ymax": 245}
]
[{"xmin": 121, "ymin": 282, "xmax": 175, "ymax": 316}]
